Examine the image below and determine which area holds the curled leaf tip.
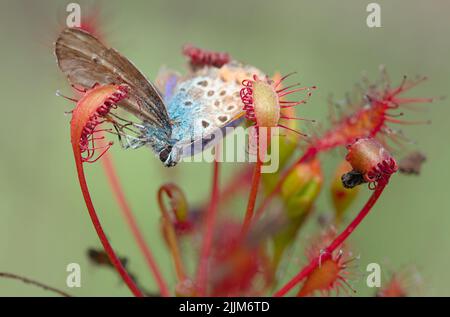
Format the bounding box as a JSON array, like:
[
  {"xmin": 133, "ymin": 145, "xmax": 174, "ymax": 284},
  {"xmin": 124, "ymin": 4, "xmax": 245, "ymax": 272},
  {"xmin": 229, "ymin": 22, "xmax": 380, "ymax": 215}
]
[{"xmin": 70, "ymin": 84, "xmax": 129, "ymax": 163}]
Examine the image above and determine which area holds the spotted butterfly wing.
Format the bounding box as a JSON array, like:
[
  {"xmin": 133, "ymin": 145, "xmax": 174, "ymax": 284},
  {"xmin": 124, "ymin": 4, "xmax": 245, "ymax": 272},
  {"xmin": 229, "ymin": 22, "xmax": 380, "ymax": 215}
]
[{"xmin": 164, "ymin": 62, "xmax": 266, "ymax": 160}]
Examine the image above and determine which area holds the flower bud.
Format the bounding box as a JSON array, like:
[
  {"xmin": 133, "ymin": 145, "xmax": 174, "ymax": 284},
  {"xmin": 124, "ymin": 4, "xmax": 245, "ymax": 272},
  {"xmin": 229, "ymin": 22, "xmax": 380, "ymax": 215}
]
[
  {"xmin": 281, "ymin": 159, "xmax": 323, "ymax": 217},
  {"xmin": 272, "ymin": 160, "xmax": 323, "ymax": 268},
  {"xmin": 330, "ymin": 161, "xmax": 360, "ymax": 222},
  {"xmin": 261, "ymin": 121, "xmax": 299, "ymax": 193}
]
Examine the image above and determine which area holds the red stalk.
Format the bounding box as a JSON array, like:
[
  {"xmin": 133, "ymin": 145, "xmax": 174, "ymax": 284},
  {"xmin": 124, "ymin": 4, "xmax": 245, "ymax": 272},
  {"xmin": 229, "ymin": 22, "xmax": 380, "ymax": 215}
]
[
  {"xmin": 101, "ymin": 152, "xmax": 170, "ymax": 297},
  {"xmin": 72, "ymin": 151, "xmax": 143, "ymax": 297},
  {"xmin": 274, "ymin": 179, "xmax": 389, "ymax": 296},
  {"xmin": 254, "ymin": 146, "xmax": 318, "ymax": 220},
  {"xmin": 218, "ymin": 166, "xmax": 253, "ymax": 205},
  {"xmin": 242, "ymin": 160, "xmax": 262, "ymax": 234},
  {"xmin": 241, "ymin": 127, "xmax": 262, "ymax": 235},
  {"xmin": 196, "ymin": 158, "xmax": 221, "ymax": 296}
]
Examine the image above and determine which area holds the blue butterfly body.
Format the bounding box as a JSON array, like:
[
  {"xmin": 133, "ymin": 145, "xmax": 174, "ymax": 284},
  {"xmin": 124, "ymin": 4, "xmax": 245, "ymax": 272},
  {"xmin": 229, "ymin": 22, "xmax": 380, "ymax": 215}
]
[{"xmin": 140, "ymin": 73, "xmax": 244, "ymax": 165}]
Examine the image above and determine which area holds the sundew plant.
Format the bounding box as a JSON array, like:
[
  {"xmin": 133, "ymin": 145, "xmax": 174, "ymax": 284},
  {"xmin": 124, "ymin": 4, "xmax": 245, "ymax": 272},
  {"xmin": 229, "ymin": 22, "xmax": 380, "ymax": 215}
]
[
  {"xmin": 3, "ymin": 2, "xmax": 444, "ymax": 297},
  {"xmin": 32, "ymin": 15, "xmax": 438, "ymax": 297}
]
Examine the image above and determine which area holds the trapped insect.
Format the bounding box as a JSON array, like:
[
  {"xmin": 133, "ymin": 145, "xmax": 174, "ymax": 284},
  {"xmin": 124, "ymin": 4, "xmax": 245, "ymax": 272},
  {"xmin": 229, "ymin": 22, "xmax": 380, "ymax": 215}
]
[{"xmin": 55, "ymin": 27, "xmax": 265, "ymax": 167}]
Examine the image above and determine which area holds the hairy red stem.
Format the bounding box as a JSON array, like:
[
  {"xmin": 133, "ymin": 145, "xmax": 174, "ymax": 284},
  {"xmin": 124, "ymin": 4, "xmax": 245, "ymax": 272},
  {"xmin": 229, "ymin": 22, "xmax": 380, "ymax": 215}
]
[
  {"xmin": 274, "ymin": 179, "xmax": 389, "ymax": 296},
  {"xmin": 255, "ymin": 74, "xmax": 431, "ymax": 220},
  {"xmin": 196, "ymin": 159, "xmax": 221, "ymax": 296},
  {"xmin": 101, "ymin": 152, "xmax": 170, "ymax": 297}
]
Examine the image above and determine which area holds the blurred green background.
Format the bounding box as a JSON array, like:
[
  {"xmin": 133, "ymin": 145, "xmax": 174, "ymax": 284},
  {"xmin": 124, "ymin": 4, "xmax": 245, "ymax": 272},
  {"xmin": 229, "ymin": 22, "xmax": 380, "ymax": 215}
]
[{"xmin": 0, "ymin": 0, "xmax": 449, "ymax": 296}]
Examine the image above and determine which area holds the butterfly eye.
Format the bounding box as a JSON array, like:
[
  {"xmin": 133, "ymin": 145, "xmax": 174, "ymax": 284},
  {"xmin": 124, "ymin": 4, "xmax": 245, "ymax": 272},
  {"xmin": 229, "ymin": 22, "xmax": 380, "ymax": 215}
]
[{"xmin": 159, "ymin": 146, "xmax": 173, "ymax": 163}]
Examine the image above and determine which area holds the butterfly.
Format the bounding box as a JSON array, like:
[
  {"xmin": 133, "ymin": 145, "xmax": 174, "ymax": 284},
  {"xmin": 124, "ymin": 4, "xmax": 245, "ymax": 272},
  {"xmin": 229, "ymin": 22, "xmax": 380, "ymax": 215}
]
[{"xmin": 55, "ymin": 28, "xmax": 265, "ymax": 167}]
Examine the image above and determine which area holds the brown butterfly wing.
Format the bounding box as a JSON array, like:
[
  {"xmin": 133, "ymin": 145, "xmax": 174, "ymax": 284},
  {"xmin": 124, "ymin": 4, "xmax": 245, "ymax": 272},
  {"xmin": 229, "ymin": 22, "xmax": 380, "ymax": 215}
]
[{"xmin": 55, "ymin": 27, "xmax": 171, "ymax": 132}]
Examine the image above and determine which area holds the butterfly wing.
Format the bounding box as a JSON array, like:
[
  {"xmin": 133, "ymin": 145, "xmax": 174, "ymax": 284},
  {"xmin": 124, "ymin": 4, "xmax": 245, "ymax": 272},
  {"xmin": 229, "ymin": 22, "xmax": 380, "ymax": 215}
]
[
  {"xmin": 55, "ymin": 27, "xmax": 172, "ymax": 134},
  {"xmin": 155, "ymin": 66, "xmax": 181, "ymax": 100},
  {"xmin": 167, "ymin": 62, "xmax": 265, "ymax": 158}
]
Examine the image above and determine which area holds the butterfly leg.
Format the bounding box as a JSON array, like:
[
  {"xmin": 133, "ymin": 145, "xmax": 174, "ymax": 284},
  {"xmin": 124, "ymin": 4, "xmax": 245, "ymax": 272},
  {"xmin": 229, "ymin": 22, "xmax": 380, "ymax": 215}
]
[{"xmin": 104, "ymin": 113, "xmax": 147, "ymax": 150}]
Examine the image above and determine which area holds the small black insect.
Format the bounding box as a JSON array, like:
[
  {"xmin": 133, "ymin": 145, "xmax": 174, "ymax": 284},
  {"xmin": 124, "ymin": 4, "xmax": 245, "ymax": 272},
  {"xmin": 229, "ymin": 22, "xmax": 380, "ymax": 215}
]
[{"xmin": 341, "ymin": 170, "xmax": 365, "ymax": 189}]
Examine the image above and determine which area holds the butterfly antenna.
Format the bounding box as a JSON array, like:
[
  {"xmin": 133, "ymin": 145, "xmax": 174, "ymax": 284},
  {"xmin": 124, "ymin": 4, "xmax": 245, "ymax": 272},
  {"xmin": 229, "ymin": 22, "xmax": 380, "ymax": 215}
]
[{"xmin": 55, "ymin": 90, "xmax": 79, "ymax": 103}]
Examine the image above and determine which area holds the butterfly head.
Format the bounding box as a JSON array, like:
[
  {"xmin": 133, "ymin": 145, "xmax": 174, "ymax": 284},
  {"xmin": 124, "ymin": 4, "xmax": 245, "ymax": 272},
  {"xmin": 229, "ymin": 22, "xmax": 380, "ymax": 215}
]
[{"xmin": 159, "ymin": 145, "xmax": 178, "ymax": 167}]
